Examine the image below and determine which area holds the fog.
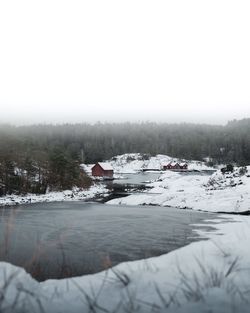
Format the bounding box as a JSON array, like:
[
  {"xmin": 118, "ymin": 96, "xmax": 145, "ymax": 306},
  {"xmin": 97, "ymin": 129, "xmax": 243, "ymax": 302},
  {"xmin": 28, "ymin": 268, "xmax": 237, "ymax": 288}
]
[
  {"xmin": 0, "ymin": 0, "xmax": 250, "ymax": 125},
  {"xmin": 1, "ymin": 103, "xmax": 250, "ymax": 126}
]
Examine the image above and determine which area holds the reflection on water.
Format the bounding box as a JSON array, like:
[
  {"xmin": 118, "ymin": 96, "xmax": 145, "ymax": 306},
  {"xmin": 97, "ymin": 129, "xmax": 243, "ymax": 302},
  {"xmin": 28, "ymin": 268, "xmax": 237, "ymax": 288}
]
[{"xmin": 0, "ymin": 201, "xmax": 216, "ymax": 281}]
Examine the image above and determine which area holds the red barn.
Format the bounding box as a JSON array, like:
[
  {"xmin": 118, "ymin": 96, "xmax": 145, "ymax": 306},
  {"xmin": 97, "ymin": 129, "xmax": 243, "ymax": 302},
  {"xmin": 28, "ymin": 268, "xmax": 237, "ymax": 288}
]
[{"xmin": 91, "ymin": 162, "xmax": 114, "ymax": 178}]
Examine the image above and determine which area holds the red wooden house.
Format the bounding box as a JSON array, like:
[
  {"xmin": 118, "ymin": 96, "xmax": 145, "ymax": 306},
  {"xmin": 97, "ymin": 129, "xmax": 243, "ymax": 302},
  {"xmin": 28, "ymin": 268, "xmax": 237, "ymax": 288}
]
[
  {"xmin": 91, "ymin": 162, "xmax": 114, "ymax": 178},
  {"xmin": 163, "ymin": 163, "xmax": 172, "ymax": 170},
  {"xmin": 163, "ymin": 162, "xmax": 188, "ymax": 171},
  {"xmin": 179, "ymin": 162, "xmax": 188, "ymax": 170}
]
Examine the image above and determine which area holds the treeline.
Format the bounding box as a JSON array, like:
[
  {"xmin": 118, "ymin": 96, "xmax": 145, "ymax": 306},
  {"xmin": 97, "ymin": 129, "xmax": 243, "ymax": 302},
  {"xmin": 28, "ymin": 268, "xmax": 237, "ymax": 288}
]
[
  {"xmin": 0, "ymin": 118, "xmax": 250, "ymax": 196},
  {"xmin": 0, "ymin": 141, "xmax": 91, "ymax": 196}
]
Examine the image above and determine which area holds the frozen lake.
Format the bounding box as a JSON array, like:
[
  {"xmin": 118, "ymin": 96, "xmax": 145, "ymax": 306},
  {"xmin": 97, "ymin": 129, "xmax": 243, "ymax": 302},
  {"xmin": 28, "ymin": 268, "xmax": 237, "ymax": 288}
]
[{"xmin": 0, "ymin": 201, "xmax": 217, "ymax": 281}]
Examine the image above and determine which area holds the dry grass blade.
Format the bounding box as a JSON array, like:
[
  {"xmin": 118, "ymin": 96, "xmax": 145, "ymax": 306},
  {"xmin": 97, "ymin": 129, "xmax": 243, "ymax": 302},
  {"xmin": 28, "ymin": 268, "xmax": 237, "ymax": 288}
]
[
  {"xmin": 110, "ymin": 268, "xmax": 130, "ymax": 287},
  {"xmin": 71, "ymin": 279, "xmax": 109, "ymax": 313},
  {"xmin": 225, "ymin": 257, "xmax": 239, "ymax": 277}
]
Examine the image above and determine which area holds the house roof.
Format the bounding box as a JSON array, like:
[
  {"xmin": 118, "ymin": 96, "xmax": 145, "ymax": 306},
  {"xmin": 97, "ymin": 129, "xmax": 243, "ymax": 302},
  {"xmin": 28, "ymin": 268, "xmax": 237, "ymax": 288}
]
[
  {"xmin": 179, "ymin": 162, "xmax": 188, "ymax": 166},
  {"xmin": 170, "ymin": 162, "xmax": 179, "ymax": 166},
  {"xmin": 163, "ymin": 162, "xmax": 173, "ymax": 166},
  {"xmin": 163, "ymin": 162, "xmax": 174, "ymax": 166},
  {"xmin": 163, "ymin": 161, "xmax": 187, "ymax": 167},
  {"xmin": 96, "ymin": 162, "xmax": 113, "ymax": 171}
]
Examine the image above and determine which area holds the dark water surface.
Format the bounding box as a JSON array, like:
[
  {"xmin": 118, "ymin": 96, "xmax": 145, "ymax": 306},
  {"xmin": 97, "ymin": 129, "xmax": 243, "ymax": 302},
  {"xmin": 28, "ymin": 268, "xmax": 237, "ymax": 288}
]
[
  {"xmin": 113, "ymin": 172, "xmax": 161, "ymax": 185},
  {"xmin": 0, "ymin": 201, "xmax": 216, "ymax": 281},
  {"xmin": 112, "ymin": 170, "xmax": 215, "ymax": 186}
]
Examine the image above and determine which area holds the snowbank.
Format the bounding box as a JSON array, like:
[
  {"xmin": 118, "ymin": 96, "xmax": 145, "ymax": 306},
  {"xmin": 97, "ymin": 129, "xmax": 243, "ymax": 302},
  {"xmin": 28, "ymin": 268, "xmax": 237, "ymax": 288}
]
[
  {"xmin": 0, "ymin": 184, "xmax": 108, "ymax": 207},
  {"xmin": 108, "ymin": 168, "xmax": 250, "ymax": 213},
  {"xmin": 1, "ymin": 215, "xmax": 250, "ymax": 313}
]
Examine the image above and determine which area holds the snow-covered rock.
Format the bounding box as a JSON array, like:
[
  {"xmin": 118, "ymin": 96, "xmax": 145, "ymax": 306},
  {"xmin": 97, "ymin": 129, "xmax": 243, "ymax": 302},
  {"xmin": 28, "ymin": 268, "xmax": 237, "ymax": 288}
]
[
  {"xmin": 110, "ymin": 153, "xmax": 149, "ymax": 173},
  {"xmin": 205, "ymin": 169, "xmax": 244, "ymax": 190}
]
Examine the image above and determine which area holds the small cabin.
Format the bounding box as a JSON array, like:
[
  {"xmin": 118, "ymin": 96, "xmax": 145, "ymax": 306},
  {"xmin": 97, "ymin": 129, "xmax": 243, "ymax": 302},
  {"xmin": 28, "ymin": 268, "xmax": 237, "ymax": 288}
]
[
  {"xmin": 91, "ymin": 162, "xmax": 114, "ymax": 178},
  {"xmin": 163, "ymin": 162, "xmax": 180, "ymax": 170},
  {"xmin": 163, "ymin": 162, "xmax": 188, "ymax": 171},
  {"xmin": 179, "ymin": 162, "xmax": 188, "ymax": 170},
  {"xmin": 163, "ymin": 163, "xmax": 172, "ymax": 170}
]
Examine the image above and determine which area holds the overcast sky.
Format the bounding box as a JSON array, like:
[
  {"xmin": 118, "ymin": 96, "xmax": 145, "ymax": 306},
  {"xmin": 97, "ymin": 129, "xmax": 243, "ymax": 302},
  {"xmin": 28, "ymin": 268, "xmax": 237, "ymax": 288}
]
[{"xmin": 0, "ymin": 0, "xmax": 250, "ymax": 125}]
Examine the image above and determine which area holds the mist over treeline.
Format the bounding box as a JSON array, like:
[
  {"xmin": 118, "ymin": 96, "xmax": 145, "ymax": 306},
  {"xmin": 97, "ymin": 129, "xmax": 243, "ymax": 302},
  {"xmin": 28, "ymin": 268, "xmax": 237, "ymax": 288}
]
[
  {"xmin": 1, "ymin": 119, "xmax": 250, "ymax": 163},
  {"xmin": 0, "ymin": 118, "xmax": 250, "ymax": 196}
]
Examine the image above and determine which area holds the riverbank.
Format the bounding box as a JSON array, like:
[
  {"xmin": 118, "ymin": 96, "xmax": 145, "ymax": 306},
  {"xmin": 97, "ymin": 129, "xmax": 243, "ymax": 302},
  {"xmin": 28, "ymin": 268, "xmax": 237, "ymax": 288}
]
[
  {"xmin": 1, "ymin": 163, "xmax": 250, "ymax": 312},
  {"xmin": 0, "ymin": 153, "xmax": 216, "ymax": 208},
  {"xmin": 0, "ymin": 184, "xmax": 108, "ymax": 207},
  {"xmin": 0, "ymin": 213, "xmax": 249, "ymax": 313},
  {"xmin": 108, "ymin": 167, "xmax": 250, "ymax": 213}
]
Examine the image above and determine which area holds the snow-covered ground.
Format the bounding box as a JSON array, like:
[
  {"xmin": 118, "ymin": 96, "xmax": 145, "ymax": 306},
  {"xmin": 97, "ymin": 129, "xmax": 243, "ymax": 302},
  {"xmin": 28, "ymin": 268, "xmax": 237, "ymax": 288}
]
[
  {"xmin": 110, "ymin": 153, "xmax": 215, "ymax": 173},
  {"xmin": 108, "ymin": 167, "xmax": 250, "ymax": 213},
  {"xmin": 82, "ymin": 153, "xmax": 215, "ymax": 174},
  {"xmin": 0, "ymin": 214, "xmax": 250, "ymax": 313},
  {"xmin": 1, "ymin": 154, "xmax": 250, "ymax": 312},
  {"xmin": 0, "ymin": 184, "xmax": 108, "ymax": 207}
]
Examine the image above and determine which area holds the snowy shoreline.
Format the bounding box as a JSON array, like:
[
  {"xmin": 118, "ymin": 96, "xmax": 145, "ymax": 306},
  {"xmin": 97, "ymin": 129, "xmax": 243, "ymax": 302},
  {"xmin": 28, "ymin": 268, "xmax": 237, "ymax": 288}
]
[
  {"xmin": 0, "ymin": 184, "xmax": 108, "ymax": 207},
  {"xmin": 1, "ymin": 214, "xmax": 250, "ymax": 313},
  {"xmin": 107, "ymin": 166, "xmax": 250, "ymax": 214},
  {"xmin": 1, "ymin": 153, "xmax": 250, "ymax": 312}
]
